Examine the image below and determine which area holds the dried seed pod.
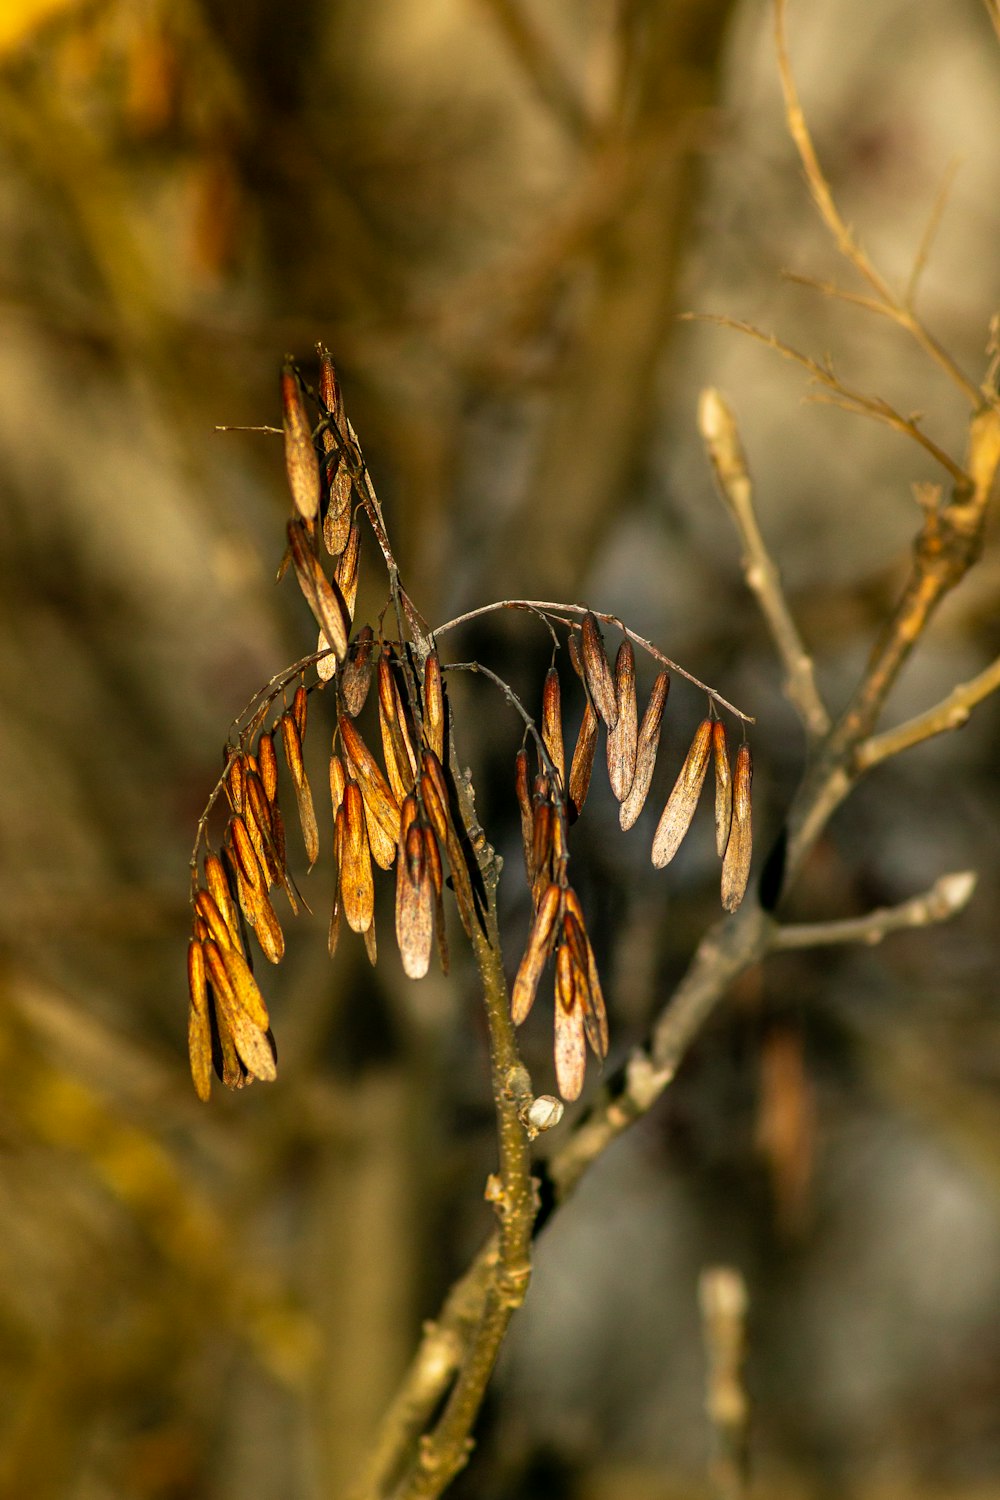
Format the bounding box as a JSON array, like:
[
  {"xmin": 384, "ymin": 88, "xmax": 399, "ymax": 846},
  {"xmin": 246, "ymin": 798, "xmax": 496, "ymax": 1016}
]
[
  {"xmin": 225, "ymin": 751, "xmax": 245, "ymax": 816},
  {"xmin": 293, "ymin": 684, "xmax": 308, "ymax": 742},
  {"xmin": 712, "ymin": 720, "xmax": 733, "ymax": 859},
  {"xmin": 243, "ymin": 770, "xmax": 280, "ymax": 885},
  {"xmin": 395, "ymin": 821, "xmax": 434, "ymax": 979},
  {"xmin": 341, "ymin": 626, "xmax": 375, "ymax": 717},
  {"xmin": 187, "ymin": 937, "xmax": 208, "ymax": 1018},
  {"xmin": 606, "ymin": 639, "xmax": 638, "ymax": 803},
  {"xmin": 580, "ymin": 613, "xmax": 618, "ymax": 729},
  {"xmin": 651, "ymin": 717, "xmax": 713, "ymax": 869},
  {"xmin": 515, "ymin": 749, "xmax": 534, "ymax": 883},
  {"xmin": 567, "ymin": 631, "xmax": 584, "ymax": 681},
  {"xmin": 287, "ymin": 519, "xmax": 350, "ymax": 662},
  {"xmin": 329, "ymin": 751, "xmax": 347, "ymax": 820},
  {"xmin": 339, "ymin": 712, "xmax": 401, "ymax": 862},
  {"xmin": 318, "ymin": 356, "xmax": 353, "ymax": 557},
  {"xmin": 511, "ymin": 881, "xmax": 562, "ymax": 1025},
  {"xmin": 419, "ymin": 748, "xmax": 477, "ymax": 937},
  {"xmin": 620, "ymin": 671, "xmax": 669, "ymax": 831},
  {"xmin": 280, "ymin": 712, "xmax": 319, "ymax": 867},
  {"xmin": 377, "ymin": 652, "xmax": 418, "ymax": 802},
  {"xmin": 334, "ymin": 518, "xmax": 360, "ymax": 620},
  {"xmin": 721, "ymin": 744, "xmax": 752, "ymax": 912},
  {"xmin": 363, "ymin": 922, "xmax": 378, "ymax": 968},
  {"xmin": 318, "ymin": 349, "xmax": 345, "ymax": 428},
  {"xmin": 194, "ymin": 888, "xmax": 235, "ymax": 953},
  {"xmin": 258, "ymin": 732, "xmax": 279, "ymax": 806},
  {"xmin": 282, "ymin": 362, "xmax": 320, "ymax": 521},
  {"xmin": 188, "ymin": 1000, "xmax": 213, "ymax": 1102},
  {"xmin": 423, "ymin": 651, "xmax": 445, "ymax": 762},
  {"xmin": 204, "ymin": 853, "xmax": 241, "ymax": 948},
  {"xmin": 227, "ymin": 820, "xmax": 285, "ymax": 963},
  {"xmin": 562, "ymin": 886, "xmax": 608, "ymax": 1058},
  {"xmin": 541, "ymin": 668, "xmax": 565, "ymax": 788},
  {"xmin": 530, "ymin": 797, "xmax": 555, "ymax": 910},
  {"xmin": 423, "ymin": 825, "xmax": 449, "ymax": 975},
  {"xmin": 568, "ymin": 701, "xmax": 599, "ymax": 822},
  {"xmin": 553, "ymin": 947, "xmax": 586, "ymax": 1102},
  {"xmin": 204, "ymin": 939, "xmax": 277, "ymax": 1082},
  {"xmin": 216, "ymin": 941, "xmax": 270, "ymax": 1032},
  {"xmin": 340, "ymin": 779, "xmax": 375, "ymax": 933}
]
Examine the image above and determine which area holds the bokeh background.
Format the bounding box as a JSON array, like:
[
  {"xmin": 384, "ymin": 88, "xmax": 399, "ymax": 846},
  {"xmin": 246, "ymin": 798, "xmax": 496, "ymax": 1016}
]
[{"xmin": 2, "ymin": 1, "xmax": 1000, "ymax": 1496}]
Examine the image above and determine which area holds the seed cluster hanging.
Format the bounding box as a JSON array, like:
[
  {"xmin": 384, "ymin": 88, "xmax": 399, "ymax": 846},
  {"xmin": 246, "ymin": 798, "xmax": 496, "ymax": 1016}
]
[{"xmin": 186, "ymin": 352, "xmax": 753, "ymax": 1106}]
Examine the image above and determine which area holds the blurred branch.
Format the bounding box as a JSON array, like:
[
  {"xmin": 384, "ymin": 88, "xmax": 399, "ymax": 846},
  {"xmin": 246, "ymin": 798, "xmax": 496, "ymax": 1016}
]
[
  {"xmin": 697, "ymin": 388, "xmax": 830, "ymax": 741},
  {"xmin": 855, "ymin": 652, "xmax": 1000, "ymax": 770},
  {"xmin": 771, "ymin": 871, "xmax": 977, "ymax": 952},
  {"xmin": 699, "ymin": 1267, "xmax": 751, "ymax": 1500}
]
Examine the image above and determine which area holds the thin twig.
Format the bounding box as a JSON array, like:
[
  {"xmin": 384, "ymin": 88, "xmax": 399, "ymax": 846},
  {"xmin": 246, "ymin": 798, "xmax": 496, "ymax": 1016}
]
[
  {"xmin": 771, "ymin": 871, "xmax": 977, "ymax": 952},
  {"xmin": 434, "ymin": 600, "xmax": 756, "ymax": 723},
  {"xmin": 904, "ymin": 157, "xmax": 962, "ymax": 310},
  {"xmin": 698, "ymin": 388, "xmax": 830, "ymax": 741},
  {"xmin": 855, "ymin": 652, "xmax": 1000, "ymax": 771}
]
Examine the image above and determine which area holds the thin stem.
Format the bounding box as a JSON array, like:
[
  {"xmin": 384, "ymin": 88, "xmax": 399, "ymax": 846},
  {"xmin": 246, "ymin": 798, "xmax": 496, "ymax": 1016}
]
[
  {"xmin": 771, "ymin": 871, "xmax": 977, "ymax": 952},
  {"xmin": 434, "ymin": 601, "xmax": 755, "ymax": 724},
  {"xmin": 855, "ymin": 652, "xmax": 1000, "ymax": 771}
]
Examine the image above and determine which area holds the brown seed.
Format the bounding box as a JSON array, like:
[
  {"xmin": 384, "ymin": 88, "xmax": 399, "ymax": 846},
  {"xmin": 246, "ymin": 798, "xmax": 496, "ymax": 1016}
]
[
  {"xmin": 567, "ymin": 631, "xmax": 584, "ymax": 681},
  {"xmin": 712, "ymin": 720, "xmax": 733, "ymax": 859},
  {"xmin": 225, "ymin": 751, "xmax": 245, "ymax": 816},
  {"xmin": 329, "ymin": 752, "xmax": 347, "ymax": 820},
  {"xmin": 341, "ymin": 626, "xmax": 375, "ymax": 717},
  {"xmin": 216, "ymin": 941, "xmax": 270, "ymax": 1032},
  {"xmin": 568, "ymin": 701, "xmax": 599, "ymax": 822},
  {"xmin": 541, "ymin": 667, "xmax": 565, "ymax": 788},
  {"xmin": 204, "ymin": 939, "xmax": 277, "ymax": 1083},
  {"xmin": 340, "ymin": 779, "xmax": 375, "ymax": 933},
  {"xmin": 515, "ymin": 749, "xmax": 534, "ymax": 883},
  {"xmin": 562, "ymin": 887, "xmax": 608, "ymax": 1058},
  {"xmin": 553, "ymin": 946, "xmax": 586, "ymax": 1101},
  {"xmin": 204, "ymin": 853, "xmax": 241, "ymax": 948},
  {"xmin": 287, "ymin": 520, "xmax": 350, "ymax": 663},
  {"xmin": 282, "ymin": 362, "xmax": 320, "ymax": 522},
  {"xmin": 244, "ymin": 770, "xmax": 280, "ymax": 885},
  {"xmin": 280, "ymin": 712, "xmax": 319, "ymax": 867},
  {"xmin": 419, "ymin": 749, "xmax": 477, "ymax": 938},
  {"xmin": 194, "ymin": 888, "xmax": 234, "ymax": 953},
  {"xmin": 318, "ymin": 349, "xmax": 345, "ymax": 429},
  {"xmin": 377, "ymin": 651, "xmax": 419, "ymax": 802},
  {"xmin": 606, "ymin": 639, "xmax": 638, "ymax": 802},
  {"xmin": 395, "ymin": 822, "xmax": 434, "ymax": 979},
  {"xmin": 363, "ymin": 923, "xmax": 378, "ymax": 967},
  {"xmin": 530, "ymin": 797, "xmax": 555, "ymax": 909},
  {"xmin": 511, "ymin": 881, "xmax": 562, "ymax": 1025},
  {"xmin": 258, "ymin": 732, "xmax": 279, "ymax": 805},
  {"xmin": 187, "ymin": 938, "xmax": 208, "ymax": 1018},
  {"xmin": 721, "ymin": 744, "xmax": 752, "ymax": 912},
  {"xmin": 580, "ymin": 613, "xmax": 618, "ymax": 729},
  {"xmin": 293, "ymin": 684, "xmax": 308, "ymax": 742},
  {"xmin": 619, "ymin": 671, "xmax": 669, "ymax": 831},
  {"xmin": 651, "ymin": 717, "xmax": 713, "ymax": 868},
  {"xmin": 227, "ymin": 822, "xmax": 285, "ymax": 963},
  {"xmin": 323, "ymin": 490, "xmax": 353, "ymax": 561},
  {"xmin": 424, "ymin": 826, "xmax": 450, "ymax": 975},
  {"xmin": 339, "ymin": 712, "xmax": 401, "ymax": 863},
  {"xmin": 188, "ymin": 1000, "xmax": 212, "ymax": 1102},
  {"xmin": 423, "ymin": 651, "xmax": 446, "ymax": 762},
  {"xmin": 334, "ymin": 518, "xmax": 360, "ymax": 620}
]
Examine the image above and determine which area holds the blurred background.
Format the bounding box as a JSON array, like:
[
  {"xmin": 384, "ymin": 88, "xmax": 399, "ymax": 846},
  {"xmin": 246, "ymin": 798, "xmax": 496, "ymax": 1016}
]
[{"xmin": 2, "ymin": 1, "xmax": 1000, "ymax": 1496}]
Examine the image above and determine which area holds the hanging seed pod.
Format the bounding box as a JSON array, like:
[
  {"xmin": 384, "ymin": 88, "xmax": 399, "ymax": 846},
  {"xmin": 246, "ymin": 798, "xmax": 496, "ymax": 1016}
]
[
  {"xmin": 568, "ymin": 701, "xmax": 599, "ymax": 822},
  {"xmin": 580, "ymin": 613, "xmax": 618, "ymax": 729},
  {"xmin": 280, "ymin": 711, "xmax": 319, "ymax": 867},
  {"xmin": 187, "ymin": 937, "xmax": 208, "ymax": 1017},
  {"xmin": 362, "ymin": 924, "xmax": 378, "ymax": 967},
  {"xmin": 281, "ymin": 362, "xmax": 320, "ymax": 522},
  {"xmin": 423, "ymin": 651, "xmax": 446, "ymax": 762},
  {"xmin": 721, "ymin": 744, "xmax": 753, "ymax": 912},
  {"xmin": 338, "ymin": 712, "xmax": 401, "ymax": 863},
  {"xmin": 334, "ymin": 518, "xmax": 360, "ymax": 620},
  {"xmin": 395, "ymin": 821, "xmax": 434, "ymax": 980},
  {"xmin": 567, "ymin": 631, "xmax": 585, "ymax": 681},
  {"xmin": 541, "ymin": 667, "xmax": 565, "ymax": 788},
  {"xmin": 318, "ymin": 349, "xmax": 345, "ymax": 428},
  {"xmin": 419, "ymin": 748, "xmax": 477, "ymax": 936},
  {"xmin": 330, "ymin": 752, "xmax": 347, "ymax": 820},
  {"xmin": 204, "ymin": 939, "xmax": 277, "ymax": 1082},
  {"xmin": 216, "ymin": 941, "xmax": 271, "ymax": 1032},
  {"xmin": 340, "ymin": 780, "xmax": 375, "ymax": 933},
  {"xmin": 651, "ymin": 717, "xmax": 713, "ymax": 869},
  {"xmin": 204, "ymin": 853, "xmax": 242, "ymax": 949},
  {"xmin": 562, "ymin": 886, "xmax": 608, "ymax": 1058},
  {"xmin": 606, "ymin": 639, "xmax": 638, "ymax": 802},
  {"xmin": 225, "ymin": 751, "xmax": 246, "ymax": 817},
  {"xmin": 293, "ymin": 684, "xmax": 308, "ymax": 741},
  {"xmin": 553, "ymin": 945, "xmax": 586, "ymax": 1102},
  {"xmin": 377, "ymin": 652, "xmax": 418, "ymax": 803},
  {"xmin": 515, "ymin": 749, "xmax": 534, "ymax": 883},
  {"xmin": 258, "ymin": 733, "xmax": 279, "ymax": 806},
  {"xmin": 188, "ymin": 998, "xmax": 213, "ymax": 1102},
  {"xmin": 511, "ymin": 881, "xmax": 562, "ymax": 1024},
  {"xmin": 620, "ymin": 671, "xmax": 670, "ymax": 831},
  {"xmin": 329, "ymin": 805, "xmax": 344, "ymax": 958},
  {"xmin": 423, "ymin": 825, "xmax": 449, "ymax": 975},
  {"xmin": 318, "ymin": 355, "xmax": 353, "ymax": 558},
  {"xmin": 194, "ymin": 888, "xmax": 235, "ymax": 953},
  {"xmin": 530, "ymin": 797, "xmax": 555, "ymax": 910},
  {"xmin": 228, "ymin": 820, "xmax": 285, "ymax": 963},
  {"xmin": 341, "ymin": 626, "xmax": 375, "ymax": 717},
  {"xmin": 712, "ymin": 720, "xmax": 733, "ymax": 859},
  {"xmin": 287, "ymin": 520, "xmax": 350, "ymax": 662}
]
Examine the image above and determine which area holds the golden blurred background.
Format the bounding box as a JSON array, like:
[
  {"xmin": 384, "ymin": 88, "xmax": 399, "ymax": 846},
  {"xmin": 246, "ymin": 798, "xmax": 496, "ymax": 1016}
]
[{"xmin": 2, "ymin": 1, "xmax": 1000, "ymax": 1496}]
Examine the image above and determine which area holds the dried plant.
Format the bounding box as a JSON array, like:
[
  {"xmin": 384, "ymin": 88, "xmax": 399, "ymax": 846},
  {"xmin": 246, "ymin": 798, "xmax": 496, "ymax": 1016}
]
[{"xmin": 180, "ymin": 5, "xmax": 1000, "ymax": 1495}]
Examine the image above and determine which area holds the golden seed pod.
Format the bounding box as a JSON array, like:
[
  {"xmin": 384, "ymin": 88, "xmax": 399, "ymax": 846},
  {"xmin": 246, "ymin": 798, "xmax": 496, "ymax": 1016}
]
[
  {"xmin": 258, "ymin": 732, "xmax": 279, "ymax": 805},
  {"xmin": 287, "ymin": 521, "xmax": 351, "ymax": 663},
  {"xmin": 324, "ymin": 491, "xmax": 353, "ymax": 559},
  {"xmin": 568, "ymin": 700, "xmax": 599, "ymax": 822},
  {"xmin": 712, "ymin": 720, "xmax": 733, "ymax": 859},
  {"xmin": 424, "ymin": 826, "xmax": 450, "ymax": 975},
  {"xmin": 419, "ymin": 747, "xmax": 476, "ymax": 937},
  {"xmin": 553, "ymin": 946, "xmax": 586, "ymax": 1102},
  {"xmin": 194, "ymin": 888, "xmax": 234, "ymax": 953},
  {"xmin": 280, "ymin": 712, "xmax": 319, "ymax": 867},
  {"xmin": 318, "ymin": 349, "xmax": 344, "ymax": 428},
  {"xmin": 423, "ymin": 651, "xmax": 446, "ymax": 762},
  {"xmin": 281, "ymin": 362, "xmax": 320, "ymax": 521},
  {"xmin": 339, "ymin": 712, "xmax": 401, "ymax": 865},
  {"xmin": 721, "ymin": 743, "xmax": 752, "ymax": 913},
  {"xmin": 204, "ymin": 853, "xmax": 242, "ymax": 949},
  {"xmin": 363, "ymin": 923, "xmax": 378, "ymax": 967},
  {"xmin": 188, "ymin": 1000, "xmax": 213, "ymax": 1102},
  {"xmin": 511, "ymin": 881, "xmax": 562, "ymax": 1025},
  {"xmin": 187, "ymin": 937, "xmax": 208, "ymax": 1018},
  {"xmin": 580, "ymin": 613, "xmax": 618, "ymax": 729},
  {"xmin": 395, "ymin": 822, "xmax": 434, "ymax": 980},
  {"xmin": 541, "ymin": 667, "xmax": 565, "ymax": 788},
  {"xmin": 334, "ymin": 518, "xmax": 360, "ymax": 621},
  {"xmin": 330, "ymin": 752, "xmax": 347, "ymax": 820},
  {"xmin": 228, "ymin": 821, "xmax": 285, "ymax": 963},
  {"xmin": 607, "ymin": 639, "xmax": 638, "ymax": 803},
  {"xmin": 515, "ymin": 749, "xmax": 534, "ymax": 883},
  {"xmin": 619, "ymin": 671, "xmax": 669, "ymax": 831},
  {"xmin": 216, "ymin": 941, "xmax": 270, "ymax": 1032},
  {"xmin": 204, "ymin": 939, "xmax": 277, "ymax": 1083},
  {"xmin": 530, "ymin": 798, "xmax": 555, "ymax": 910},
  {"xmin": 651, "ymin": 717, "xmax": 713, "ymax": 869},
  {"xmin": 341, "ymin": 626, "xmax": 375, "ymax": 717},
  {"xmin": 340, "ymin": 779, "xmax": 375, "ymax": 933},
  {"xmin": 378, "ymin": 653, "xmax": 418, "ymax": 803},
  {"xmin": 562, "ymin": 886, "xmax": 608, "ymax": 1059},
  {"xmin": 225, "ymin": 752, "xmax": 245, "ymax": 817},
  {"xmin": 244, "ymin": 771, "xmax": 280, "ymax": 886},
  {"xmin": 567, "ymin": 631, "xmax": 584, "ymax": 681},
  {"xmin": 293, "ymin": 684, "xmax": 308, "ymax": 741}
]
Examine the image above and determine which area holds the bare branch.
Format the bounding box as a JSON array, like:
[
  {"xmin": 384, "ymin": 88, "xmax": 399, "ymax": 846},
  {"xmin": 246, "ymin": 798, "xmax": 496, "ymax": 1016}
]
[
  {"xmin": 698, "ymin": 388, "xmax": 830, "ymax": 740},
  {"xmin": 771, "ymin": 871, "xmax": 977, "ymax": 952},
  {"xmin": 855, "ymin": 652, "xmax": 1000, "ymax": 771}
]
